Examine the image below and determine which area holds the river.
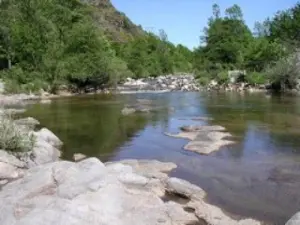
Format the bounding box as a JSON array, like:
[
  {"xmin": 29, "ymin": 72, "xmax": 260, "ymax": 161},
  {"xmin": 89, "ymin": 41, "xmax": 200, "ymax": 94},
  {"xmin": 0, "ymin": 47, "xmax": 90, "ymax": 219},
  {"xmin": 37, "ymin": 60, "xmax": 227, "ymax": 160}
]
[{"xmin": 23, "ymin": 92, "xmax": 300, "ymax": 224}]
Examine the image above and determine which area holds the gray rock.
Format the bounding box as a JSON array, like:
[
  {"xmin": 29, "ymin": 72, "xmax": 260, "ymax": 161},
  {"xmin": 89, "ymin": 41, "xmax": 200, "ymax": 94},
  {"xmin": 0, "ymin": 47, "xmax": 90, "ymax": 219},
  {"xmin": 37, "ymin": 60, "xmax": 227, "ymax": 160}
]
[
  {"xmin": 0, "ymin": 158, "xmax": 261, "ymax": 225},
  {"xmin": 166, "ymin": 177, "xmax": 206, "ymax": 200},
  {"xmin": 119, "ymin": 74, "xmax": 200, "ymax": 92},
  {"xmin": 286, "ymin": 212, "xmax": 300, "ymax": 225},
  {"xmin": 112, "ymin": 159, "xmax": 177, "ymax": 179},
  {"xmin": 0, "ymin": 150, "xmax": 26, "ymax": 168},
  {"xmin": 30, "ymin": 139, "xmax": 61, "ymax": 166},
  {"xmin": 0, "ymin": 162, "xmax": 19, "ymax": 179},
  {"xmin": 73, "ymin": 153, "xmax": 87, "ymax": 162},
  {"xmin": 0, "ymin": 179, "xmax": 8, "ymax": 185},
  {"xmin": 167, "ymin": 124, "xmax": 235, "ymax": 155},
  {"xmin": 34, "ymin": 128, "xmax": 63, "ymax": 147}
]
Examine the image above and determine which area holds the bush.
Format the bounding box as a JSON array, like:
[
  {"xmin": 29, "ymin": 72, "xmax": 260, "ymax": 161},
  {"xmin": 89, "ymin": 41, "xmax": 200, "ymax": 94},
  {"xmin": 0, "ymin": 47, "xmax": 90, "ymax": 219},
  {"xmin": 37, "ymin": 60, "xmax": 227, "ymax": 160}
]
[
  {"xmin": 246, "ymin": 72, "xmax": 267, "ymax": 85},
  {"xmin": 0, "ymin": 114, "xmax": 35, "ymax": 152},
  {"xmin": 265, "ymin": 53, "xmax": 300, "ymax": 90},
  {"xmin": 216, "ymin": 70, "xmax": 229, "ymax": 84}
]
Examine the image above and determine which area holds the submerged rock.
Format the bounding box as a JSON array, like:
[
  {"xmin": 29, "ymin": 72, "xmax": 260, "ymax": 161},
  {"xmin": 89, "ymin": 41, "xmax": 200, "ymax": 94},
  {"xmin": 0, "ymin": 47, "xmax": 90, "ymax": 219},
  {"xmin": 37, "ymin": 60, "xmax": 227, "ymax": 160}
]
[
  {"xmin": 166, "ymin": 124, "xmax": 235, "ymax": 155},
  {"xmin": 0, "ymin": 158, "xmax": 261, "ymax": 225},
  {"xmin": 121, "ymin": 107, "xmax": 136, "ymax": 115}
]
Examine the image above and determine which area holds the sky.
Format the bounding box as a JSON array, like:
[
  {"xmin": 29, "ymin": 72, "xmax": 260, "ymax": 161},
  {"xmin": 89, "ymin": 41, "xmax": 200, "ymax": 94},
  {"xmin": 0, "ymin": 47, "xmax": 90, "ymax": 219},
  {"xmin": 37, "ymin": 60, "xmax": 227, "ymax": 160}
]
[{"xmin": 110, "ymin": 0, "xmax": 298, "ymax": 50}]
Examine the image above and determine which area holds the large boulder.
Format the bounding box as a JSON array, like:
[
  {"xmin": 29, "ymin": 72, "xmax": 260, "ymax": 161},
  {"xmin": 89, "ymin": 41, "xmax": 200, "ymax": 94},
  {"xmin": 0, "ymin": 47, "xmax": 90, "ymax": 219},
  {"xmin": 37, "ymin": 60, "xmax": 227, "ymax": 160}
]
[
  {"xmin": 30, "ymin": 139, "xmax": 61, "ymax": 166},
  {"xmin": 286, "ymin": 212, "xmax": 300, "ymax": 225},
  {"xmin": 0, "ymin": 158, "xmax": 262, "ymax": 225},
  {"xmin": 34, "ymin": 128, "xmax": 63, "ymax": 147},
  {"xmin": 0, "ymin": 150, "xmax": 26, "ymax": 168}
]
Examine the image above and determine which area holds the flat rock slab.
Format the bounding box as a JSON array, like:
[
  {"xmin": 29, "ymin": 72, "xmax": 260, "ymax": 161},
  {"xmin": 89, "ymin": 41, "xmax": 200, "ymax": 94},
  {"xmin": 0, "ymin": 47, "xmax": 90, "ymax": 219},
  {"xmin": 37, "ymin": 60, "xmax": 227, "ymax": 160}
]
[
  {"xmin": 0, "ymin": 158, "xmax": 261, "ymax": 225},
  {"xmin": 166, "ymin": 124, "xmax": 235, "ymax": 155}
]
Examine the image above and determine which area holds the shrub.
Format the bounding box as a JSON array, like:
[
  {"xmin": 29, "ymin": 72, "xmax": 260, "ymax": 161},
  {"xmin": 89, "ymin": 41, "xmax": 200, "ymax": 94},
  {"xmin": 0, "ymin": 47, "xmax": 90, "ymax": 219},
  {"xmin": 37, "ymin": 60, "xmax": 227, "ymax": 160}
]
[
  {"xmin": 265, "ymin": 53, "xmax": 300, "ymax": 90},
  {"xmin": 216, "ymin": 70, "xmax": 229, "ymax": 84},
  {"xmin": 0, "ymin": 114, "xmax": 35, "ymax": 152},
  {"xmin": 246, "ymin": 72, "xmax": 267, "ymax": 85}
]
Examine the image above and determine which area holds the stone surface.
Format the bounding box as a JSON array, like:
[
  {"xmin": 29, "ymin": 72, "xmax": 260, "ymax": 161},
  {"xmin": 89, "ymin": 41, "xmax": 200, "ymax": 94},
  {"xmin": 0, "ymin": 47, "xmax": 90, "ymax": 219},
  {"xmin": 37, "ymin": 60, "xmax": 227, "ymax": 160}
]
[
  {"xmin": 286, "ymin": 212, "xmax": 300, "ymax": 225},
  {"xmin": 109, "ymin": 159, "xmax": 177, "ymax": 179},
  {"xmin": 73, "ymin": 153, "xmax": 87, "ymax": 162},
  {"xmin": 0, "ymin": 162, "xmax": 19, "ymax": 179},
  {"xmin": 0, "ymin": 150, "xmax": 26, "ymax": 168},
  {"xmin": 166, "ymin": 177, "xmax": 206, "ymax": 200},
  {"xmin": 0, "ymin": 158, "xmax": 261, "ymax": 225},
  {"xmin": 31, "ymin": 139, "xmax": 61, "ymax": 166},
  {"xmin": 34, "ymin": 128, "xmax": 63, "ymax": 147},
  {"xmin": 166, "ymin": 124, "xmax": 235, "ymax": 155}
]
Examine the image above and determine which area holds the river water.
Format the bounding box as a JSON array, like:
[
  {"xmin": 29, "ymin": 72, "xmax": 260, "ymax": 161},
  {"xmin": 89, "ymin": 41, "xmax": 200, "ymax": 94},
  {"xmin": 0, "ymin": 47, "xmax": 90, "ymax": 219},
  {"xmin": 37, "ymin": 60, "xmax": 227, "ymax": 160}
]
[{"xmin": 23, "ymin": 92, "xmax": 300, "ymax": 224}]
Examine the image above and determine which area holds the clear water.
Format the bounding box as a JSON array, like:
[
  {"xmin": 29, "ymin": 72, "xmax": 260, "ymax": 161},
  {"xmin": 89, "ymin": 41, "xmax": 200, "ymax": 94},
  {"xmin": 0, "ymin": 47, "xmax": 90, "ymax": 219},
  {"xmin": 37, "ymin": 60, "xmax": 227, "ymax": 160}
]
[{"xmin": 23, "ymin": 92, "xmax": 300, "ymax": 224}]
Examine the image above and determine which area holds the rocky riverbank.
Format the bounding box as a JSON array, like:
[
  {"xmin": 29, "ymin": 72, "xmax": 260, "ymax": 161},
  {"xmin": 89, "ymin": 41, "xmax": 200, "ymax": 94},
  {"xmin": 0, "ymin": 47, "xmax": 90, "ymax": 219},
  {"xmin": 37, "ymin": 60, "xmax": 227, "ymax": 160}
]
[{"xmin": 118, "ymin": 74, "xmax": 201, "ymax": 93}]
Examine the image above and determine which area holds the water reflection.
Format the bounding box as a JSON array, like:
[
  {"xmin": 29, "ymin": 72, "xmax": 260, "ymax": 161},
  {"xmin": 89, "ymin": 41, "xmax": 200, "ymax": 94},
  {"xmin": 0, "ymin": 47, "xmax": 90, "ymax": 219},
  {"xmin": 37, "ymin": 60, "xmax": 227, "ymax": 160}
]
[{"xmin": 23, "ymin": 92, "xmax": 300, "ymax": 224}]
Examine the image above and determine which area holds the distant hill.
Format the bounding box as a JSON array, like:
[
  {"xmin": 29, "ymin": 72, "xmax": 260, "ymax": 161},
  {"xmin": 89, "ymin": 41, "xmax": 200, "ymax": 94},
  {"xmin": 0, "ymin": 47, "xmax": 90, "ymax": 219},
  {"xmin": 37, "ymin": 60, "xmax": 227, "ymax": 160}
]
[{"xmin": 81, "ymin": 0, "xmax": 145, "ymax": 42}]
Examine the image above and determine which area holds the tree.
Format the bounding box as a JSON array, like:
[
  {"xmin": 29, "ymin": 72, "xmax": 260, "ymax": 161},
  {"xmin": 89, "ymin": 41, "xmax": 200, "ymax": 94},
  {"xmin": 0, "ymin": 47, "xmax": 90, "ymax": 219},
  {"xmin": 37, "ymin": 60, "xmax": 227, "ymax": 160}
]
[{"xmin": 225, "ymin": 4, "xmax": 243, "ymax": 21}]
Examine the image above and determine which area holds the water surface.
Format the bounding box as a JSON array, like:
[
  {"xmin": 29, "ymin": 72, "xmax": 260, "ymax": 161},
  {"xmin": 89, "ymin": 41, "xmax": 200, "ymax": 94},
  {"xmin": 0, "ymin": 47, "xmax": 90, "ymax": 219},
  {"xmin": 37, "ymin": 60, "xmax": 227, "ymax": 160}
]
[{"xmin": 23, "ymin": 92, "xmax": 300, "ymax": 225}]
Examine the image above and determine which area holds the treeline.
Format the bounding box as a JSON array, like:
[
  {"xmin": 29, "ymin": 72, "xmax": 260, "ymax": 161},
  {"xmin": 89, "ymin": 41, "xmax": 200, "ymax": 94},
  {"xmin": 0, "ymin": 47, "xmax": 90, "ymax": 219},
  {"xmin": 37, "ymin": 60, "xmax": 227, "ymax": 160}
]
[
  {"xmin": 0, "ymin": 0, "xmax": 192, "ymax": 93},
  {"xmin": 1, "ymin": 0, "xmax": 300, "ymax": 93},
  {"xmin": 193, "ymin": 3, "xmax": 300, "ymax": 90}
]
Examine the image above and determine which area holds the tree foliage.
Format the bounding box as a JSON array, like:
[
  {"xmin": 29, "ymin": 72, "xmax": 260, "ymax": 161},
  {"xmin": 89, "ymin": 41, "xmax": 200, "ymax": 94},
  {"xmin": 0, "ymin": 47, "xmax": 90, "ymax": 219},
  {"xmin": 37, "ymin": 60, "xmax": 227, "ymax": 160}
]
[
  {"xmin": 0, "ymin": 0, "xmax": 193, "ymax": 93},
  {"xmin": 193, "ymin": 3, "xmax": 287, "ymax": 87}
]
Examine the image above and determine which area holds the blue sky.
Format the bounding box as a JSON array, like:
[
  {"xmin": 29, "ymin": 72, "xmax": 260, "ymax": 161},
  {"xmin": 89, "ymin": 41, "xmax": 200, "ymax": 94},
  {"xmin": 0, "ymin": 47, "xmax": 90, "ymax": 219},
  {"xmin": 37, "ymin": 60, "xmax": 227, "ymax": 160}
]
[{"xmin": 111, "ymin": 0, "xmax": 298, "ymax": 49}]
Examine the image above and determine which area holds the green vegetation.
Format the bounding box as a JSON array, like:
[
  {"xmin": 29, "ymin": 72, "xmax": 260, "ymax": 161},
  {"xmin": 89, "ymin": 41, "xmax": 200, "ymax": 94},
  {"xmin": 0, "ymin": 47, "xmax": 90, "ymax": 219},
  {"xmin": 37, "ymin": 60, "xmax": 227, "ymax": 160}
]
[
  {"xmin": 0, "ymin": 0, "xmax": 300, "ymax": 93},
  {"xmin": 0, "ymin": 0, "xmax": 193, "ymax": 93},
  {"xmin": 193, "ymin": 3, "xmax": 300, "ymax": 90},
  {"xmin": 0, "ymin": 114, "xmax": 35, "ymax": 152}
]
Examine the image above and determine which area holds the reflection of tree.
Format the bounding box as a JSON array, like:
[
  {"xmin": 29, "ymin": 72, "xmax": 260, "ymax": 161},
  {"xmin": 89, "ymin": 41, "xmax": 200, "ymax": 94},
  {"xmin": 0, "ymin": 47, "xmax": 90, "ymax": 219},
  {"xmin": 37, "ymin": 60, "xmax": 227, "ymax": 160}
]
[
  {"xmin": 203, "ymin": 93, "xmax": 300, "ymax": 159},
  {"xmin": 23, "ymin": 96, "xmax": 150, "ymax": 160}
]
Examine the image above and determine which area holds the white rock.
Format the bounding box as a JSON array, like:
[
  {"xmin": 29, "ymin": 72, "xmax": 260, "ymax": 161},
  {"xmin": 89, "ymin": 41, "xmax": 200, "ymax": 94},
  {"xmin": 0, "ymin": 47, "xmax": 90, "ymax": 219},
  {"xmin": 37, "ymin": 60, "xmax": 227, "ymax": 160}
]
[
  {"xmin": 286, "ymin": 212, "xmax": 300, "ymax": 225},
  {"xmin": 35, "ymin": 128, "xmax": 63, "ymax": 147},
  {"xmin": 73, "ymin": 153, "xmax": 87, "ymax": 162},
  {"xmin": 0, "ymin": 162, "xmax": 19, "ymax": 179},
  {"xmin": 0, "ymin": 150, "xmax": 26, "ymax": 168},
  {"xmin": 166, "ymin": 177, "xmax": 206, "ymax": 200},
  {"xmin": 31, "ymin": 139, "xmax": 61, "ymax": 166}
]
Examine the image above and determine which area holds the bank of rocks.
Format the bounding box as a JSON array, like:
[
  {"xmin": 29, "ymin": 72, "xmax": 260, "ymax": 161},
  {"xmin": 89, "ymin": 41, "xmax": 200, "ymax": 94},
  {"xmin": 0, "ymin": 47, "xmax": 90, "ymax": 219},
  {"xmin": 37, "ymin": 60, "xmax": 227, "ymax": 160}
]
[
  {"xmin": 0, "ymin": 157, "xmax": 261, "ymax": 225},
  {"xmin": 205, "ymin": 80, "xmax": 267, "ymax": 93},
  {"xmin": 118, "ymin": 74, "xmax": 200, "ymax": 92}
]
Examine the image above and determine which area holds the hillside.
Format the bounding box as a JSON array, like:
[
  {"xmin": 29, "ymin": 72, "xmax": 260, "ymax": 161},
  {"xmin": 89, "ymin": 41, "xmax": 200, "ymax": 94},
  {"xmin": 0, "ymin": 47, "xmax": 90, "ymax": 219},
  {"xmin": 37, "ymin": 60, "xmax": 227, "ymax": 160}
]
[{"xmin": 81, "ymin": 0, "xmax": 145, "ymax": 42}]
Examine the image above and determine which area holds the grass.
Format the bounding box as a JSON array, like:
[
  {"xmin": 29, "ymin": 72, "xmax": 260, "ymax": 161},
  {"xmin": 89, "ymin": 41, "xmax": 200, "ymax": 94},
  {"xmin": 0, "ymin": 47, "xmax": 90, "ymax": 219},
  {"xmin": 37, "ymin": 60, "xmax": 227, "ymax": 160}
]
[{"xmin": 0, "ymin": 113, "xmax": 36, "ymax": 152}]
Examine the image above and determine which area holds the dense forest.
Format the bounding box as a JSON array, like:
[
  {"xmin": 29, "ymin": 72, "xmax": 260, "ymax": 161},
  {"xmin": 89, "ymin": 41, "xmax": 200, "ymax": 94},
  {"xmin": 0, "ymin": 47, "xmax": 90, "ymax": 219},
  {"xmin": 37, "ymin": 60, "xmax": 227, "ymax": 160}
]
[{"xmin": 0, "ymin": 0, "xmax": 300, "ymax": 93}]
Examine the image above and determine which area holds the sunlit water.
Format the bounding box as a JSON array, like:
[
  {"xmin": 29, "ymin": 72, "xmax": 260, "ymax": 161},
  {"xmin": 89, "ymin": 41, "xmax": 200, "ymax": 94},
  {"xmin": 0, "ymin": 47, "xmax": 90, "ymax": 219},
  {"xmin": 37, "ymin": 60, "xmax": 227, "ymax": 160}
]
[{"xmin": 23, "ymin": 92, "xmax": 300, "ymax": 224}]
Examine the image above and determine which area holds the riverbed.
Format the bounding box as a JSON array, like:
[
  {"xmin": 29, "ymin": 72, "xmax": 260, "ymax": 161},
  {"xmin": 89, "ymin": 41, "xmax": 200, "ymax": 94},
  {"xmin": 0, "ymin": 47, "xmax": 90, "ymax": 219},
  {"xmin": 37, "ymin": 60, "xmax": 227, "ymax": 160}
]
[{"xmin": 23, "ymin": 92, "xmax": 300, "ymax": 224}]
